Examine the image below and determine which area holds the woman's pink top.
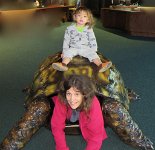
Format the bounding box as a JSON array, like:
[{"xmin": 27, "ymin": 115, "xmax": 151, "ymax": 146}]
[{"xmin": 51, "ymin": 96, "xmax": 107, "ymax": 150}]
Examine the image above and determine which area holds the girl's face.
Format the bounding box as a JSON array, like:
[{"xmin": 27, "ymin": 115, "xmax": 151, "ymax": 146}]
[
  {"xmin": 75, "ymin": 11, "xmax": 89, "ymax": 26},
  {"xmin": 66, "ymin": 87, "xmax": 83, "ymax": 109}
]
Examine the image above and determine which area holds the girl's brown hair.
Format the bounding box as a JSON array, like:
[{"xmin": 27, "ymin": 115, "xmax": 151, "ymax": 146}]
[
  {"xmin": 73, "ymin": 7, "xmax": 95, "ymax": 29},
  {"xmin": 58, "ymin": 75, "xmax": 96, "ymax": 112}
]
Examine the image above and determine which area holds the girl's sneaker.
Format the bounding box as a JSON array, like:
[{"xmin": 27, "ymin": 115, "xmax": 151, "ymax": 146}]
[
  {"xmin": 99, "ymin": 61, "xmax": 112, "ymax": 72},
  {"xmin": 52, "ymin": 63, "xmax": 68, "ymax": 71}
]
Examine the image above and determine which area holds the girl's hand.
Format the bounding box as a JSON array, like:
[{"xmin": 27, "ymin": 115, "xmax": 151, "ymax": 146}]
[{"xmin": 61, "ymin": 53, "xmax": 64, "ymax": 58}]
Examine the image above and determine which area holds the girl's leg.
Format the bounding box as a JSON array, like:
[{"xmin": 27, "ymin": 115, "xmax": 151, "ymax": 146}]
[
  {"xmin": 92, "ymin": 58, "xmax": 102, "ymax": 66},
  {"xmin": 62, "ymin": 57, "xmax": 71, "ymax": 65},
  {"xmin": 80, "ymin": 50, "xmax": 112, "ymax": 72}
]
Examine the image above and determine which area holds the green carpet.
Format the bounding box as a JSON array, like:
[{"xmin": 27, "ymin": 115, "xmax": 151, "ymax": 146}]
[{"xmin": 0, "ymin": 19, "xmax": 155, "ymax": 150}]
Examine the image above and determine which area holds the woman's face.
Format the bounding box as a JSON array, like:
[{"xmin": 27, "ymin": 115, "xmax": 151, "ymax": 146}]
[
  {"xmin": 66, "ymin": 87, "xmax": 83, "ymax": 109},
  {"xmin": 75, "ymin": 11, "xmax": 89, "ymax": 26}
]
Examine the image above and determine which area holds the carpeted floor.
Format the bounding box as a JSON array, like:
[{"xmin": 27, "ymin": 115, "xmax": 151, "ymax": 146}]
[{"xmin": 0, "ymin": 19, "xmax": 155, "ymax": 150}]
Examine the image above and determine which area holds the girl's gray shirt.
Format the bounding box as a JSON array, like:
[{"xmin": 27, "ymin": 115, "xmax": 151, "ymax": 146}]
[{"xmin": 62, "ymin": 24, "xmax": 98, "ymax": 53}]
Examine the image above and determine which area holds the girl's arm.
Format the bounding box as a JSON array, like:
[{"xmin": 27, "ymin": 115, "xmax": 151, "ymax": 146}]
[
  {"xmin": 87, "ymin": 29, "xmax": 98, "ymax": 52},
  {"xmin": 63, "ymin": 28, "xmax": 70, "ymax": 53},
  {"xmin": 51, "ymin": 96, "xmax": 69, "ymax": 150}
]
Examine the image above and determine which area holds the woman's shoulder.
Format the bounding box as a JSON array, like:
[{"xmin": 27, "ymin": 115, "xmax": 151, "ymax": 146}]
[
  {"xmin": 52, "ymin": 95, "xmax": 59, "ymax": 103},
  {"xmin": 91, "ymin": 96, "xmax": 101, "ymax": 108},
  {"xmin": 52, "ymin": 96, "xmax": 66, "ymax": 107}
]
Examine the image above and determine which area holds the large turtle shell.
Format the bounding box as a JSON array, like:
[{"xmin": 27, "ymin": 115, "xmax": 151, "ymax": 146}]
[
  {"xmin": 1, "ymin": 52, "xmax": 153, "ymax": 150},
  {"xmin": 25, "ymin": 52, "xmax": 129, "ymax": 109}
]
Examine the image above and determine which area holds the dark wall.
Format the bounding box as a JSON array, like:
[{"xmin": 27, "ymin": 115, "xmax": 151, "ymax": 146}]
[
  {"xmin": 142, "ymin": 0, "xmax": 155, "ymax": 6},
  {"xmin": 83, "ymin": 0, "xmax": 103, "ymax": 14}
]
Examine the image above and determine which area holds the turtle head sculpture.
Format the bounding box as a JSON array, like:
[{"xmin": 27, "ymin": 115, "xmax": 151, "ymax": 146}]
[{"xmin": 0, "ymin": 52, "xmax": 154, "ymax": 150}]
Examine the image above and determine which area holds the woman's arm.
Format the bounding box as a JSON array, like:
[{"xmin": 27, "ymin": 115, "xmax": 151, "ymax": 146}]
[
  {"xmin": 51, "ymin": 96, "xmax": 69, "ymax": 150},
  {"xmin": 83, "ymin": 97, "xmax": 107, "ymax": 150}
]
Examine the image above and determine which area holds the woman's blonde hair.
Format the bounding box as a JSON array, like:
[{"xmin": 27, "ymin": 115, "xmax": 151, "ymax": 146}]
[{"xmin": 72, "ymin": 7, "xmax": 95, "ymax": 29}]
